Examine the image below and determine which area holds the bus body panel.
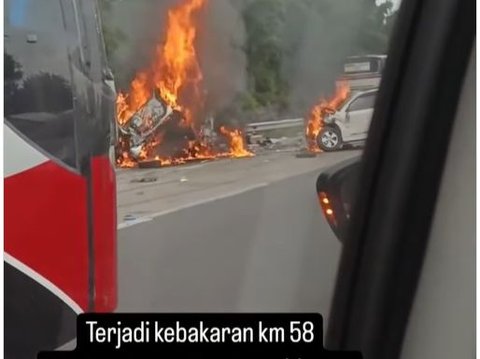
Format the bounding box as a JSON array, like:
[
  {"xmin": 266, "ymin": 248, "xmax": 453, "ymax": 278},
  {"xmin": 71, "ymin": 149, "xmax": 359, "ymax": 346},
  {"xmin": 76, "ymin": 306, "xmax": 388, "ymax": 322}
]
[{"xmin": 4, "ymin": 0, "xmax": 117, "ymax": 357}]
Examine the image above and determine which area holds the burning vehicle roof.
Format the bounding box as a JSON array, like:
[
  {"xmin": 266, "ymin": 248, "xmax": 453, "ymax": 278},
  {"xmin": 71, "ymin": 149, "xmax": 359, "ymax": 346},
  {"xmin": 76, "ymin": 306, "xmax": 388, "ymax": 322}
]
[
  {"xmin": 119, "ymin": 90, "xmax": 173, "ymax": 143},
  {"xmin": 115, "ymin": 0, "xmax": 253, "ymax": 168}
]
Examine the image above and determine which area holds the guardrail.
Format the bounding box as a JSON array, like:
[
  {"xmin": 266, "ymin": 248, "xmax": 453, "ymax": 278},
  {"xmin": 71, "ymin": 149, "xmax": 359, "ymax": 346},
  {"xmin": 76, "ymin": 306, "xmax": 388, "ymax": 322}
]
[{"xmin": 245, "ymin": 118, "xmax": 304, "ymax": 132}]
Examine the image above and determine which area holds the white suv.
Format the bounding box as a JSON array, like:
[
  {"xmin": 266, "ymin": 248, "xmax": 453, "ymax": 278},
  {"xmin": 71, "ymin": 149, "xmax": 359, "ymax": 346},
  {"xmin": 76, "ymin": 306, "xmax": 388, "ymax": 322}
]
[{"xmin": 317, "ymin": 89, "xmax": 377, "ymax": 151}]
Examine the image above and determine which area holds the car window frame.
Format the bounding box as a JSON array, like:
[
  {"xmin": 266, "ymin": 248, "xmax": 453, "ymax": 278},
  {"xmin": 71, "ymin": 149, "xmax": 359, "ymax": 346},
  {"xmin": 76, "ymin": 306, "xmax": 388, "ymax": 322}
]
[
  {"xmin": 325, "ymin": 0, "xmax": 474, "ymax": 358},
  {"xmin": 348, "ymin": 93, "xmax": 377, "ymax": 112}
]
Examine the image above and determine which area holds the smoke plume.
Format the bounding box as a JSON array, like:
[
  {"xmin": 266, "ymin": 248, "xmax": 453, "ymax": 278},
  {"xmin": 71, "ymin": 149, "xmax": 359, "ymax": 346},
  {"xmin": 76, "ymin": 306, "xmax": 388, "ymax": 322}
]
[
  {"xmin": 197, "ymin": 0, "xmax": 247, "ymax": 118},
  {"xmin": 280, "ymin": 0, "xmax": 366, "ymax": 115}
]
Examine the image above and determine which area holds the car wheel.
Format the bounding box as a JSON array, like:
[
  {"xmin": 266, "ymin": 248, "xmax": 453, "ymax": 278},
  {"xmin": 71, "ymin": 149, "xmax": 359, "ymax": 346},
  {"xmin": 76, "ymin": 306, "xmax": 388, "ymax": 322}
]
[{"xmin": 317, "ymin": 126, "xmax": 342, "ymax": 151}]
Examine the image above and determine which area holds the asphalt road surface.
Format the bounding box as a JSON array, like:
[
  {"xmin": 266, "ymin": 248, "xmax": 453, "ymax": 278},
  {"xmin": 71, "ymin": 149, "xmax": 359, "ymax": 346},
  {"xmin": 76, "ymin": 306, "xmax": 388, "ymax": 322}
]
[{"xmin": 116, "ymin": 149, "xmax": 360, "ymax": 324}]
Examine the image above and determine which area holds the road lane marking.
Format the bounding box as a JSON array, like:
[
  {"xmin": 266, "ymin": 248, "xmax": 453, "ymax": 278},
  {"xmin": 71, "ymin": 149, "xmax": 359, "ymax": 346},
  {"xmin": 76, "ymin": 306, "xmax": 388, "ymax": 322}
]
[{"xmin": 118, "ymin": 182, "xmax": 269, "ymax": 230}]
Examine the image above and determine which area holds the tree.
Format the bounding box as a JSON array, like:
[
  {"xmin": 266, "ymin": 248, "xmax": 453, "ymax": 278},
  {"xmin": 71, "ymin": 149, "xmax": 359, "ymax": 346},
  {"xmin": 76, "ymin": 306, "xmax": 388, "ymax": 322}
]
[
  {"xmin": 242, "ymin": 0, "xmax": 289, "ymax": 110},
  {"xmin": 9, "ymin": 73, "xmax": 72, "ymax": 114},
  {"xmin": 353, "ymin": 0, "xmax": 397, "ymax": 54},
  {"xmin": 98, "ymin": 0, "xmax": 126, "ymax": 65},
  {"xmin": 239, "ymin": 0, "xmax": 399, "ymax": 118},
  {"xmin": 5, "ymin": 54, "xmax": 24, "ymax": 115},
  {"xmin": 5, "ymin": 53, "xmax": 23, "ymax": 104}
]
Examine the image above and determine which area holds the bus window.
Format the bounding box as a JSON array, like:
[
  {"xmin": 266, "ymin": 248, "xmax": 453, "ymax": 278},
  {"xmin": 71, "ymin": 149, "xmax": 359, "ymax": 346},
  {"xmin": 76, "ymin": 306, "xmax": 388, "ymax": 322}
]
[{"xmin": 5, "ymin": 0, "xmax": 77, "ymax": 170}]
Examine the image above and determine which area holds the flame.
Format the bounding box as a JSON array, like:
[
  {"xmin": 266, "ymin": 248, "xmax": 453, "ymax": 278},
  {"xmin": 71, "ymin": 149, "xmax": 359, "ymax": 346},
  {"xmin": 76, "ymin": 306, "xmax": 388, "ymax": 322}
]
[
  {"xmin": 219, "ymin": 127, "xmax": 254, "ymax": 158},
  {"xmin": 116, "ymin": 72, "xmax": 152, "ymax": 126},
  {"xmin": 116, "ymin": 136, "xmax": 136, "ymax": 167},
  {"xmin": 154, "ymin": 0, "xmax": 205, "ymax": 126},
  {"xmin": 115, "ymin": 0, "xmax": 254, "ymax": 169},
  {"xmin": 116, "ymin": 93, "xmax": 129, "ymax": 126},
  {"xmin": 305, "ymin": 81, "xmax": 350, "ymax": 152},
  {"xmin": 116, "ymin": 152, "xmax": 136, "ymax": 168},
  {"xmin": 116, "ymin": 0, "xmax": 204, "ymax": 125}
]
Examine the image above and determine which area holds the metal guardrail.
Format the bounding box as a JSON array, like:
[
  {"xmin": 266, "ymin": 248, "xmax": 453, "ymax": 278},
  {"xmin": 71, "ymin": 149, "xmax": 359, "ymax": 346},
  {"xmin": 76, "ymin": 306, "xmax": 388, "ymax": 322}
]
[{"xmin": 245, "ymin": 118, "xmax": 304, "ymax": 132}]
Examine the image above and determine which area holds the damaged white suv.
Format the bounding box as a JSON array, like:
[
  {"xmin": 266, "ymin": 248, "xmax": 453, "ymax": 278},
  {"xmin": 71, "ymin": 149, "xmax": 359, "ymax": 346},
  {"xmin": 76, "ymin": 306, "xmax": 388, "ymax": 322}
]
[{"xmin": 317, "ymin": 89, "xmax": 377, "ymax": 151}]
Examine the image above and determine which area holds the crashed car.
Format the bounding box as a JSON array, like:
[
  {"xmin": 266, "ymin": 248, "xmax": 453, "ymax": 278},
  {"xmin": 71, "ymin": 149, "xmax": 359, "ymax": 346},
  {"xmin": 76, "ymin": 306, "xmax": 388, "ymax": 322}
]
[
  {"xmin": 118, "ymin": 89, "xmax": 174, "ymax": 158},
  {"xmin": 117, "ymin": 88, "xmax": 202, "ymax": 160},
  {"xmin": 317, "ymin": 88, "xmax": 378, "ymax": 151}
]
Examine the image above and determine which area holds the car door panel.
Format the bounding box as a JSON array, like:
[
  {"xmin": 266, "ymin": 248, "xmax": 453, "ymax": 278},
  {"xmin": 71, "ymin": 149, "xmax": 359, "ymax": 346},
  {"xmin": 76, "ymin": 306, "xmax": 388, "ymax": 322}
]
[{"xmin": 348, "ymin": 109, "xmax": 373, "ymax": 139}]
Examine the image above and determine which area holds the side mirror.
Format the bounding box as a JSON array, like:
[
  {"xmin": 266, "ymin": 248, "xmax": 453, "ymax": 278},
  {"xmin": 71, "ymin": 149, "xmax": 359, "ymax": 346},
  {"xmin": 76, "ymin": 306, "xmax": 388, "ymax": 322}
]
[
  {"xmin": 316, "ymin": 156, "xmax": 361, "ymax": 241},
  {"xmin": 345, "ymin": 111, "xmax": 351, "ymax": 122}
]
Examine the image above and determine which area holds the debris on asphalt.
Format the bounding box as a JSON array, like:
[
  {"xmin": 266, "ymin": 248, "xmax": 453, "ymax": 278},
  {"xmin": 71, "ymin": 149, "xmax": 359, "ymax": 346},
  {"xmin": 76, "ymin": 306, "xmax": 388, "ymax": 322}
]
[
  {"xmin": 130, "ymin": 177, "xmax": 158, "ymax": 183},
  {"xmin": 295, "ymin": 150, "xmax": 319, "ymax": 158},
  {"xmin": 138, "ymin": 160, "xmax": 163, "ymax": 169},
  {"xmin": 123, "ymin": 214, "xmax": 137, "ymax": 221},
  {"xmin": 180, "ymin": 177, "xmax": 188, "ymax": 182}
]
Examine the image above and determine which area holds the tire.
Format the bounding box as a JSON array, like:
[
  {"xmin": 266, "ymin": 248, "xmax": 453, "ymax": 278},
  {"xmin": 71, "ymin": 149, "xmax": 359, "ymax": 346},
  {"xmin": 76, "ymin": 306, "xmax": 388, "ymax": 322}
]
[{"xmin": 317, "ymin": 126, "xmax": 343, "ymax": 151}]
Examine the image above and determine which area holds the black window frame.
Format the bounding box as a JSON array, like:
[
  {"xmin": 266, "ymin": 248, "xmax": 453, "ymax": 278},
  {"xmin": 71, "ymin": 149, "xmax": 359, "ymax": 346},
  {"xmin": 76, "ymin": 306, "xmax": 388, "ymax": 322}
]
[{"xmin": 348, "ymin": 93, "xmax": 377, "ymax": 112}]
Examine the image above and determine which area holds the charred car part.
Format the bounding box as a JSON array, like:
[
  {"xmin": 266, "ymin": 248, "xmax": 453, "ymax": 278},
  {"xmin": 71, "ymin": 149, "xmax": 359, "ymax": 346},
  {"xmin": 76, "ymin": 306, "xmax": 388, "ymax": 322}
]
[{"xmin": 118, "ymin": 89, "xmax": 176, "ymax": 159}]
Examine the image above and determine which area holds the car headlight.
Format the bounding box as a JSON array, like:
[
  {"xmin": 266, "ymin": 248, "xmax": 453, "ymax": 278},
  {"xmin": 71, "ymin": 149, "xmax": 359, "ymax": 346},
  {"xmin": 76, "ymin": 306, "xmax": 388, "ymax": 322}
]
[{"xmin": 324, "ymin": 116, "xmax": 334, "ymax": 124}]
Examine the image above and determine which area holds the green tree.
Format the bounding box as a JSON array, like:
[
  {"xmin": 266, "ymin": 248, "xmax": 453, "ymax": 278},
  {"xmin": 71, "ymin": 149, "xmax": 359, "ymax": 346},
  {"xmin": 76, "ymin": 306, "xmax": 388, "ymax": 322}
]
[
  {"xmin": 239, "ymin": 0, "xmax": 398, "ymax": 117},
  {"xmin": 98, "ymin": 0, "xmax": 126, "ymax": 62},
  {"xmin": 354, "ymin": 0, "xmax": 397, "ymax": 54},
  {"xmin": 243, "ymin": 0, "xmax": 289, "ymax": 110}
]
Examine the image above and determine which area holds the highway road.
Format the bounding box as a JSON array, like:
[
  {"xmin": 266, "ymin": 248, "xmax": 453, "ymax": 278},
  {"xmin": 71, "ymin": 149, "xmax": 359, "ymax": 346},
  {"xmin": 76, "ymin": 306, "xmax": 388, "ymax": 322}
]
[{"xmin": 116, "ymin": 149, "xmax": 360, "ymax": 324}]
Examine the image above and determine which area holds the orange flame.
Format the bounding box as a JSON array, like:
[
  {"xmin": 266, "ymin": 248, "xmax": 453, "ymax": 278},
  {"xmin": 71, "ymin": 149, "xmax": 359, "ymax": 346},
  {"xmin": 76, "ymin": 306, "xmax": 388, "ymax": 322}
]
[
  {"xmin": 219, "ymin": 127, "xmax": 254, "ymax": 158},
  {"xmin": 154, "ymin": 0, "xmax": 205, "ymax": 126},
  {"xmin": 115, "ymin": 0, "xmax": 254, "ymax": 168},
  {"xmin": 116, "ymin": 152, "xmax": 136, "ymax": 168},
  {"xmin": 116, "ymin": 136, "xmax": 137, "ymax": 168},
  {"xmin": 305, "ymin": 81, "xmax": 350, "ymax": 152},
  {"xmin": 116, "ymin": 0, "xmax": 205, "ymax": 125}
]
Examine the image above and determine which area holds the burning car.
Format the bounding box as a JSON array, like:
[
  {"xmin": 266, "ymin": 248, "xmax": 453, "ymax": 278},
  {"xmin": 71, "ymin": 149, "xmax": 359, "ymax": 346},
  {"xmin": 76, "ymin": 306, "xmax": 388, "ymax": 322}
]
[
  {"xmin": 317, "ymin": 89, "xmax": 378, "ymax": 151},
  {"xmin": 115, "ymin": 0, "xmax": 253, "ymax": 168},
  {"xmin": 118, "ymin": 89, "xmax": 187, "ymax": 159},
  {"xmin": 305, "ymin": 81, "xmax": 351, "ymax": 152}
]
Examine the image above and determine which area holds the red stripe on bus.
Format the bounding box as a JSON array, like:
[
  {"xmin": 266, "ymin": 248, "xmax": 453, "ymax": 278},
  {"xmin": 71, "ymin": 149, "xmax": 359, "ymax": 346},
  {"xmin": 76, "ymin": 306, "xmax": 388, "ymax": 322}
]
[
  {"xmin": 5, "ymin": 161, "xmax": 90, "ymax": 310},
  {"xmin": 90, "ymin": 156, "xmax": 117, "ymax": 312}
]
